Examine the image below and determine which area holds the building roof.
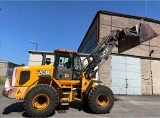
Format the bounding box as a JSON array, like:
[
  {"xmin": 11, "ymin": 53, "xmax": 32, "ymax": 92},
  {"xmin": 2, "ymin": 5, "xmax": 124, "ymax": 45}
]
[
  {"xmin": 0, "ymin": 60, "xmax": 8, "ymax": 63},
  {"xmin": 99, "ymin": 10, "xmax": 160, "ymax": 24},
  {"xmin": 77, "ymin": 10, "xmax": 160, "ymax": 52},
  {"xmin": 0, "ymin": 60, "xmax": 20, "ymax": 66},
  {"xmin": 28, "ymin": 50, "xmax": 89, "ymax": 57},
  {"xmin": 28, "ymin": 50, "xmax": 54, "ymax": 55}
]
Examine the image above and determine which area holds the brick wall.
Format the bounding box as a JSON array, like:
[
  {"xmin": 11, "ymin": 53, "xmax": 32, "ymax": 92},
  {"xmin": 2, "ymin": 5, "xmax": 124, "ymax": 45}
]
[
  {"xmin": 141, "ymin": 59, "xmax": 152, "ymax": 95},
  {"xmin": 99, "ymin": 13, "xmax": 160, "ymax": 95},
  {"xmin": 98, "ymin": 57, "xmax": 112, "ymax": 87}
]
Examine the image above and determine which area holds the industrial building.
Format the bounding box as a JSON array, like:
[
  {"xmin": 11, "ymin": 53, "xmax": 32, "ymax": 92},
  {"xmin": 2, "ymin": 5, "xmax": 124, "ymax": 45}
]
[
  {"xmin": 28, "ymin": 10, "xmax": 160, "ymax": 95},
  {"xmin": 77, "ymin": 10, "xmax": 160, "ymax": 95},
  {"xmin": 0, "ymin": 60, "xmax": 19, "ymax": 77}
]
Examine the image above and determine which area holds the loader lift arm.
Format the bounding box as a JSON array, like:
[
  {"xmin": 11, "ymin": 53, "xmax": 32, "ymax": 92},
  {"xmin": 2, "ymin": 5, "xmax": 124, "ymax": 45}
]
[{"xmin": 82, "ymin": 23, "xmax": 158, "ymax": 78}]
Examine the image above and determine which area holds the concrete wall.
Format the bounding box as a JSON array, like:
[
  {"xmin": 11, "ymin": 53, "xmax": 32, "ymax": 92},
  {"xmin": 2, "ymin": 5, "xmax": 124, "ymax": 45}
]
[
  {"xmin": 98, "ymin": 13, "xmax": 160, "ymax": 95},
  {"xmin": 0, "ymin": 62, "xmax": 8, "ymax": 76},
  {"xmin": 28, "ymin": 53, "xmax": 54, "ymax": 66},
  {"xmin": 151, "ymin": 60, "xmax": 160, "ymax": 95},
  {"xmin": 98, "ymin": 57, "xmax": 111, "ymax": 87},
  {"xmin": 0, "ymin": 61, "xmax": 19, "ymax": 77}
]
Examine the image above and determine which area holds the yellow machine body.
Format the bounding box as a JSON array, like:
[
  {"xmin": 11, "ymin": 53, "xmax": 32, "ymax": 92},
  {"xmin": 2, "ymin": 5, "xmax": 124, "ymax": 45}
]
[{"xmin": 3, "ymin": 64, "xmax": 96, "ymax": 103}]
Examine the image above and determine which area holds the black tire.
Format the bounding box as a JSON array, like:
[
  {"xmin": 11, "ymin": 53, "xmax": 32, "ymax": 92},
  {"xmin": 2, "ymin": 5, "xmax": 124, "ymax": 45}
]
[
  {"xmin": 24, "ymin": 84, "xmax": 59, "ymax": 117},
  {"xmin": 83, "ymin": 95, "xmax": 88, "ymax": 106},
  {"xmin": 88, "ymin": 85, "xmax": 114, "ymax": 114}
]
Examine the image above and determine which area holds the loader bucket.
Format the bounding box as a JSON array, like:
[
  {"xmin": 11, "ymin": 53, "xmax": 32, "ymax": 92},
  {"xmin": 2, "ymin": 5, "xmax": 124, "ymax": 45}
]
[
  {"xmin": 138, "ymin": 23, "xmax": 158, "ymax": 43},
  {"xmin": 118, "ymin": 23, "xmax": 158, "ymax": 53}
]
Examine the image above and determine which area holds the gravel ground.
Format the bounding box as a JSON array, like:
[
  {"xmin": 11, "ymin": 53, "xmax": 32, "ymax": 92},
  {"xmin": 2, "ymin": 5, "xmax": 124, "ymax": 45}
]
[{"xmin": 0, "ymin": 85, "xmax": 160, "ymax": 118}]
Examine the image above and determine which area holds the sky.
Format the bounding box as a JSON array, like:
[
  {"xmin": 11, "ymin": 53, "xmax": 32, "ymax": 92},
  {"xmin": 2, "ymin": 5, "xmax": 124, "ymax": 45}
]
[{"xmin": 0, "ymin": 1, "xmax": 160, "ymax": 65}]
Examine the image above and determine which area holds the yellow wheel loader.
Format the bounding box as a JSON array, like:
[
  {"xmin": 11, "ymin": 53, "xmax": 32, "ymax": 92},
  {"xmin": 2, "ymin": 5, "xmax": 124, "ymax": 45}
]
[{"xmin": 2, "ymin": 22, "xmax": 157, "ymax": 117}]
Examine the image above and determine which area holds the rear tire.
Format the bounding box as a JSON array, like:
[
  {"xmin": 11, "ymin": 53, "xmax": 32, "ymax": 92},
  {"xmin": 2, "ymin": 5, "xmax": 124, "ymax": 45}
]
[
  {"xmin": 24, "ymin": 84, "xmax": 59, "ymax": 117},
  {"xmin": 88, "ymin": 85, "xmax": 114, "ymax": 114}
]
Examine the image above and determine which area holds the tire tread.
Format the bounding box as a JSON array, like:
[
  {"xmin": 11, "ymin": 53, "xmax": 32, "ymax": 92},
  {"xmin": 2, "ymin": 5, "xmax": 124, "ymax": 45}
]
[
  {"xmin": 88, "ymin": 85, "xmax": 114, "ymax": 114},
  {"xmin": 24, "ymin": 84, "xmax": 59, "ymax": 117}
]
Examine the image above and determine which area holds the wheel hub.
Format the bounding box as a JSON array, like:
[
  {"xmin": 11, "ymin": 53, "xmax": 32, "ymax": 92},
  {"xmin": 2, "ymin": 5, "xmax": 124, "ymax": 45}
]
[
  {"xmin": 96, "ymin": 93, "xmax": 109, "ymax": 107},
  {"xmin": 32, "ymin": 94, "xmax": 50, "ymax": 110}
]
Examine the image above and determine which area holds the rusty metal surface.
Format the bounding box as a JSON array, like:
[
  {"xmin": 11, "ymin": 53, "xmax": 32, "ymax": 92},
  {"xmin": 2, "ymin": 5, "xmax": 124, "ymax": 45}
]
[
  {"xmin": 118, "ymin": 23, "xmax": 158, "ymax": 53},
  {"xmin": 139, "ymin": 23, "xmax": 158, "ymax": 43},
  {"xmin": 2, "ymin": 88, "xmax": 9, "ymax": 98},
  {"xmin": 2, "ymin": 87, "xmax": 16, "ymax": 99},
  {"xmin": 118, "ymin": 35, "xmax": 140, "ymax": 53}
]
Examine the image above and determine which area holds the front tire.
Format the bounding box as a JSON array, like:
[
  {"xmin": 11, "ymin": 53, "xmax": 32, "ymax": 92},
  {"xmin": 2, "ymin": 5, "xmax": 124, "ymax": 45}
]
[
  {"xmin": 88, "ymin": 85, "xmax": 114, "ymax": 114},
  {"xmin": 24, "ymin": 84, "xmax": 59, "ymax": 117}
]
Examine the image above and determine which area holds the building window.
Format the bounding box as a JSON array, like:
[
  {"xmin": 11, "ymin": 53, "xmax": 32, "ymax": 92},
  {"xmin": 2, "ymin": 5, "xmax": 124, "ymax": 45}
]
[
  {"xmin": 81, "ymin": 31, "xmax": 97, "ymax": 53},
  {"xmin": 19, "ymin": 71, "xmax": 30, "ymax": 85}
]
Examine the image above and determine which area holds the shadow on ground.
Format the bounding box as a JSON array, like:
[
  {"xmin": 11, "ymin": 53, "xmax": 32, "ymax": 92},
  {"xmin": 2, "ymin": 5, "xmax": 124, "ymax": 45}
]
[
  {"xmin": 114, "ymin": 97, "xmax": 122, "ymax": 101},
  {"xmin": 2, "ymin": 101, "xmax": 56, "ymax": 117},
  {"xmin": 69, "ymin": 101, "xmax": 93, "ymax": 114},
  {"xmin": 2, "ymin": 102, "xmax": 94, "ymax": 117},
  {"xmin": 2, "ymin": 102, "xmax": 29, "ymax": 117},
  {"xmin": 2, "ymin": 97, "xmax": 120, "ymax": 117},
  {"xmin": 69, "ymin": 97, "xmax": 121, "ymax": 114},
  {"xmin": 1, "ymin": 101, "xmax": 92, "ymax": 117}
]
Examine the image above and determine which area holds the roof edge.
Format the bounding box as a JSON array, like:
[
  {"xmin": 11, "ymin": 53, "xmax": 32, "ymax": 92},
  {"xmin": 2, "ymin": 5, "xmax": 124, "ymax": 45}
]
[
  {"xmin": 28, "ymin": 50, "xmax": 54, "ymax": 55},
  {"xmin": 77, "ymin": 12, "xmax": 99, "ymax": 52},
  {"xmin": 99, "ymin": 10, "xmax": 160, "ymax": 24},
  {"xmin": 77, "ymin": 10, "xmax": 160, "ymax": 52}
]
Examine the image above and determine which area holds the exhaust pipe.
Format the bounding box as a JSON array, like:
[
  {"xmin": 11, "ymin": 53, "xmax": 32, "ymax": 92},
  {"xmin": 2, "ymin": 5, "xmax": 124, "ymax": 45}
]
[{"xmin": 118, "ymin": 22, "xmax": 158, "ymax": 53}]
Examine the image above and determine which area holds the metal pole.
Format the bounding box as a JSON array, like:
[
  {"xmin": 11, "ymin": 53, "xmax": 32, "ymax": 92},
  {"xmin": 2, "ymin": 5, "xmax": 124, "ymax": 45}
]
[
  {"xmin": 30, "ymin": 40, "xmax": 38, "ymax": 50},
  {"xmin": 36, "ymin": 43, "xmax": 38, "ymax": 50},
  {"xmin": 146, "ymin": 0, "xmax": 148, "ymax": 17}
]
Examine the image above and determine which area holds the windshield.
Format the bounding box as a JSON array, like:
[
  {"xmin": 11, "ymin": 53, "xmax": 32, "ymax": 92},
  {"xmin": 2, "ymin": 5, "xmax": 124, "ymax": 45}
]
[{"xmin": 73, "ymin": 54, "xmax": 81, "ymax": 71}]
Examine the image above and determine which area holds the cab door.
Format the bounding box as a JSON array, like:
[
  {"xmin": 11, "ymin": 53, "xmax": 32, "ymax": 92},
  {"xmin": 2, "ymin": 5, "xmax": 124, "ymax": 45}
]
[{"xmin": 54, "ymin": 52, "xmax": 73, "ymax": 80}]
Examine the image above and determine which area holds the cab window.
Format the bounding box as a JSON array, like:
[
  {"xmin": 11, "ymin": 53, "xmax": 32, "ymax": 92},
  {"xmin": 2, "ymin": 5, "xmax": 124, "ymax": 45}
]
[{"xmin": 59, "ymin": 57, "xmax": 69, "ymax": 66}]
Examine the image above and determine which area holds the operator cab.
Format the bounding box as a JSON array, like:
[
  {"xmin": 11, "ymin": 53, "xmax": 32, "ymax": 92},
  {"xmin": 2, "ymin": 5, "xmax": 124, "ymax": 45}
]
[{"xmin": 54, "ymin": 49, "xmax": 82, "ymax": 80}]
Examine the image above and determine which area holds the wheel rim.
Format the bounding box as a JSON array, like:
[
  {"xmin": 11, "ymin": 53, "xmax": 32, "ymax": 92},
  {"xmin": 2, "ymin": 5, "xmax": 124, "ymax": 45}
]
[
  {"xmin": 32, "ymin": 94, "xmax": 50, "ymax": 110},
  {"xmin": 96, "ymin": 93, "xmax": 109, "ymax": 107}
]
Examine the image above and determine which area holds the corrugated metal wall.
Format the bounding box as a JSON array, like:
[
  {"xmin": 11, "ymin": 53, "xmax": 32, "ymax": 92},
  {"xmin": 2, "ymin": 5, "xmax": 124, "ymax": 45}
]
[{"xmin": 111, "ymin": 55, "xmax": 141, "ymax": 95}]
